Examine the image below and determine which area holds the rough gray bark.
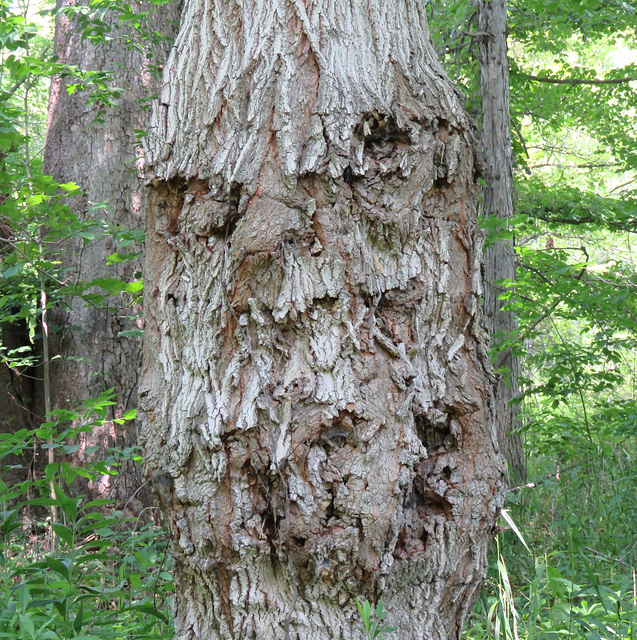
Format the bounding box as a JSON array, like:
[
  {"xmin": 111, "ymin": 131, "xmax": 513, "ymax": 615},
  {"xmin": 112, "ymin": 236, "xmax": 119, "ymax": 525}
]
[
  {"xmin": 141, "ymin": 0, "xmax": 506, "ymax": 637},
  {"xmin": 42, "ymin": 0, "xmax": 180, "ymax": 507},
  {"xmin": 478, "ymin": 0, "xmax": 525, "ymax": 482}
]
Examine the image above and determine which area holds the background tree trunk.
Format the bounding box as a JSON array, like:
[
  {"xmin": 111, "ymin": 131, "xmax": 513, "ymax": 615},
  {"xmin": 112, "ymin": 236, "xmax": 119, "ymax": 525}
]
[
  {"xmin": 141, "ymin": 0, "xmax": 505, "ymax": 637},
  {"xmin": 478, "ymin": 0, "xmax": 526, "ymax": 482},
  {"xmin": 41, "ymin": 0, "xmax": 180, "ymax": 508}
]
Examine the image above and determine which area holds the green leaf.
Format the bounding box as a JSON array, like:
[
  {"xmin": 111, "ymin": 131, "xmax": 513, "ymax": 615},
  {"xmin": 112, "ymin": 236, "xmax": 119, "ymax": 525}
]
[
  {"xmin": 19, "ymin": 614, "xmax": 35, "ymax": 639},
  {"xmin": 124, "ymin": 280, "xmax": 143, "ymax": 294},
  {"xmin": 118, "ymin": 329, "xmax": 143, "ymax": 338},
  {"xmin": 72, "ymin": 603, "xmax": 84, "ymax": 634},
  {"xmin": 44, "ymin": 556, "xmax": 71, "ymax": 581},
  {"xmin": 52, "ymin": 523, "xmax": 75, "ymax": 547},
  {"xmin": 16, "ymin": 583, "xmax": 29, "ymax": 613},
  {"xmin": 119, "ymin": 603, "xmax": 168, "ymax": 624}
]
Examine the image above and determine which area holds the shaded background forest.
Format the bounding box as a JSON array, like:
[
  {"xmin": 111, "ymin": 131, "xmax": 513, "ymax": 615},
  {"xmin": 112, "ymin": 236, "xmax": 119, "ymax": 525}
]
[{"xmin": 0, "ymin": 0, "xmax": 635, "ymax": 638}]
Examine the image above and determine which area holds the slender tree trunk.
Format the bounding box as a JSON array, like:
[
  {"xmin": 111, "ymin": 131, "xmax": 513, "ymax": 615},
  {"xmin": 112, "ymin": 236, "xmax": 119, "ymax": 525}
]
[
  {"xmin": 478, "ymin": 0, "xmax": 525, "ymax": 482},
  {"xmin": 141, "ymin": 0, "xmax": 505, "ymax": 637},
  {"xmin": 42, "ymin": 0, "xmax": 180, "ymax": 508}
]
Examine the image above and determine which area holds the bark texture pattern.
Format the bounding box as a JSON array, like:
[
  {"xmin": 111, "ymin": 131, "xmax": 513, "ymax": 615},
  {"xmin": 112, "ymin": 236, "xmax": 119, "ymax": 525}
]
[
  {"xmin": 42, "ymin": 0, "xmax": 180, "ymax": 505},
  {"xmin": 478, "ymin": 0, "xmax": 525, "ymax": 482},
  {"xmin": 142, "ymin": 0, "xmax": 505, "ymax": 637}
]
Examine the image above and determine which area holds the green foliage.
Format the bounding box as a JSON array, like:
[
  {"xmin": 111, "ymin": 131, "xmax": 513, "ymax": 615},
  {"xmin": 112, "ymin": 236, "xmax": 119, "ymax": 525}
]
[
  {"xmin": 338, "ymin": 600, "xmax": 396, "ymax": 640},
  {"xmin": 464, "ymin": 449, "xmax": 637, "ymax": 640},
  {"xmin": 0, "ymin": 387, "xmax": 173, "ymax": 640},
  {"xmin": 45, "ymin": 0, "xmax": 176, "ymax": 52},
  {"xmin": 0, "ymin": 513, "xmax": 172, "ymax": 640},
  {"xmin": 431, "ymin": 1, "xmax": 637, "ymax": 639},
  {"xmin": 354, "ymin": 600, "xmax": 396, "ymax": 640}
]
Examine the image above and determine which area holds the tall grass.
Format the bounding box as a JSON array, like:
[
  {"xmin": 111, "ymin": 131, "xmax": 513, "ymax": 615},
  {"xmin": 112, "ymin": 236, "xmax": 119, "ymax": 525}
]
[{"xmin": 464, "ymin": 445, "xmax": 637, "ymax": 640}]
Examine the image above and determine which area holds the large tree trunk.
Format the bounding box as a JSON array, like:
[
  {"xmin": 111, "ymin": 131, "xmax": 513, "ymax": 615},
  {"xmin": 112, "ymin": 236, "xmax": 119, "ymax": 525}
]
[
  {"xmin": 141, "ymin": 0, "xmax": 505, "ymax": 637},
  {"xmin": 42, "ymin": 0, "xmax": 180, "ymax": 507},
  {"xmin": 478, "ymin": 0, "xmax": 525, "ymax": 482}
]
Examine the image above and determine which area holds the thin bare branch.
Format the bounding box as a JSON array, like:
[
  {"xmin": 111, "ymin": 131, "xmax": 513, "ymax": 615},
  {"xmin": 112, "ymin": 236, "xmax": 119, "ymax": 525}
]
[{"xmin": 525, "ymin": 73, "xmax": 637, "ymax": 86}]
